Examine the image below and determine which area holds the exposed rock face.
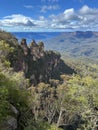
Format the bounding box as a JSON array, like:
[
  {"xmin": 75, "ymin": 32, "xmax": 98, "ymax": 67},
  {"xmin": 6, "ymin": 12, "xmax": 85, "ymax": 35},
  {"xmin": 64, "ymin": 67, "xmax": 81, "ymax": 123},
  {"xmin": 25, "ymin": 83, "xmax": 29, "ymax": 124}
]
[
  {"xmin": 7, "ymin": 38, "xmax": 75, "ymax": 85},
  {"xmin": 20, "ymin": 38, "xmax": 29, "ymax": 56},
  {"xmin": 1, "ymin": 116, "xmax": 17, "ymax": 130},
  {"xmin": 0, "ymin": 31, "xmax": 75, "ymax": 85},
  {"xmin": 6, "ymin": 116, "xmax": 17, "ymax": 130},
  {"xmin": 20, "ymin": 39, "xmax": 63, "ymax": 84},
  {"xmin": 59, "ymin": 124, "xmax": 75, "ymax": 130},
  {"xmin": 1, "ymin": 105, "xmax": 19, "ymax": 130},
  {"xmin": 29, "ymin": 40, "xmax": 44, "ymax": 60},
  {"xmin": 10, "ymin": 104, "xmax": 19, "ymax": 117}
]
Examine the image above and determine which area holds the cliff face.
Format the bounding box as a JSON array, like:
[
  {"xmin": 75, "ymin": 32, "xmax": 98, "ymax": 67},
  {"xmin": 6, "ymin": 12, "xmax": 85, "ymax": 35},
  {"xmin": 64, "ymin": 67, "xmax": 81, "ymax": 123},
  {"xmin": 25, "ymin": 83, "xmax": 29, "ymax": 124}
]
[
  {"xmin": 0, "ymin": 31, "xmax": 75, "ymax": 130},
  {"xmin": 8, "ymin": 39, "xmax": 60, "ymax": 84},
  {"xmin": 0, "ymin": 31, "xmax": 75, "ymax": 85},
  {"xmin": 7, "ymin": 38, "xmax": 75, "ymax": 85},
  {"xmin": 0, "ymin": 31, "xmax": 18, "ymax": 46}
]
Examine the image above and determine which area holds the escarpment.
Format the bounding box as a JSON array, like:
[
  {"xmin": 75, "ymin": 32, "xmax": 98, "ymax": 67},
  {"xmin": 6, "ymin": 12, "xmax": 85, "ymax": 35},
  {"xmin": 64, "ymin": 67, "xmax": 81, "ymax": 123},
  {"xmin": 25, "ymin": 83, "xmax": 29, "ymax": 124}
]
[
  {"xmin": 7, "ymin": 38, "xmax": 75, "ymax": 85},
  {"xmin": 0, "ymin": 31, "xmax": 75, "ymax": 85}
]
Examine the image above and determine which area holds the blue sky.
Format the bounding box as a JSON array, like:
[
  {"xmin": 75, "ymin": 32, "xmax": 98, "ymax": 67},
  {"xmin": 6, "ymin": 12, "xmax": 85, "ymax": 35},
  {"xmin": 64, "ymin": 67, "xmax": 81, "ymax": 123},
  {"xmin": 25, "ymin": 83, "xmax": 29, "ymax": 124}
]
[{"xmin": 0, "ymin": 0, "xmax": 98, "ymax": 32}]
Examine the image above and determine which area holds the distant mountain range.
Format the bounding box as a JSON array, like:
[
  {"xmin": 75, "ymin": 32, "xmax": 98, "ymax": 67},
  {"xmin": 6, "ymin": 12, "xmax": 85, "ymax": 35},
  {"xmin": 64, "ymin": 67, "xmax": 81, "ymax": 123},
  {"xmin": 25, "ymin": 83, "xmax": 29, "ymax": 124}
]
[
  {"xmin": 13, "ymin": 32, "xmax": 61, "ymax": 43},
  {"xmin": 13, "ymin": 31, "xmax": 98, "ymax": 60},
  {"xmin": 44, "ymin": 31, "xmax": 98, "ymax": 60}
]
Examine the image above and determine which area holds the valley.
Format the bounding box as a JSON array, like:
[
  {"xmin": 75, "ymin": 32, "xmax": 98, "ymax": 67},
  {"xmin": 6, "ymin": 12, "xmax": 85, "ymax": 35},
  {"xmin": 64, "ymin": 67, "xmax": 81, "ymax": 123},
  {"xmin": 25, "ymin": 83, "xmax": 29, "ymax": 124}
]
[{"xmin": 13, "ymin": 31, "xmax": 98, "ymax": 61}]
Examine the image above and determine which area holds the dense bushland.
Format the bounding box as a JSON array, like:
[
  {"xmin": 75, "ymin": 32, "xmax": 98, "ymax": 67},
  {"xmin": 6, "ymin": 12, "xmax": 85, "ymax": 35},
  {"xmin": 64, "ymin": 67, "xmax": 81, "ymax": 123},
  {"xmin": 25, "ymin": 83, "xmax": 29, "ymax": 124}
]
[{"xmin": 0, "ymin": 31, "xmax": 98, "ymax": 130}]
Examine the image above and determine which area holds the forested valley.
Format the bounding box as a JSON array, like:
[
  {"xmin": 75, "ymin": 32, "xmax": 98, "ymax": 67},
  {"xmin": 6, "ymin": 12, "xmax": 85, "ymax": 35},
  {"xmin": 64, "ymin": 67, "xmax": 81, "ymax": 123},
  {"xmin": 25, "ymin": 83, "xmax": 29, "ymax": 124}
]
[{"xmin": 0, "ymin": 31, "xmax": 98, "ymax": 130}]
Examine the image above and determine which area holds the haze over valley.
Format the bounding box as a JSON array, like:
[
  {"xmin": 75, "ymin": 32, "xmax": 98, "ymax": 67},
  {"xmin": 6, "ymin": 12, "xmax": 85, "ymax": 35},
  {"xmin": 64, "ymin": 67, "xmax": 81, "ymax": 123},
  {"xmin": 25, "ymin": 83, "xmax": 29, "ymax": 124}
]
[
  {"xmin": 13, "ymin": 31, "xmax": 98, "ymax": 61},
  {"xmin": 1, "ymin": 0, "xmax": 98, "ymax": 130}
]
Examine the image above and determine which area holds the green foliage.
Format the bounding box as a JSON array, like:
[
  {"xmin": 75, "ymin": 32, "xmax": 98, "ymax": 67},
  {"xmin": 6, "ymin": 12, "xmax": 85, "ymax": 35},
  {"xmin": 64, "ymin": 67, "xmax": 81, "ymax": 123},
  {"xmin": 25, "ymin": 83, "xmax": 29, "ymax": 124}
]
[
  {"xmin": 0, "ymin": 87, "xmax": 10, "ymax": 123},
  {"xmin": 0, "ymin": 40, "xmax": 14, "ymax": 56},
  {"xmin": 0, "ymin": 40, "xmax": 14, "ymax": 67},
  {"xmin": 1, "ymin": 31, "xmax": 98, "ymax": 130},
  {"xmin": 24, "ymin": 120, "xmax": 50, "ymax": 130},
  {"xmin": 24, "ymin": 120, "xmax": 62, "ymax": 130},
  {"xmin": 48, "ymin": 124, "xmax": 62, "ymax": 130},
  {"xmin": 8, "ymin": 86, "xmax": 29, "ymax": 111},
  {"xmin": 0, "ymin": 70, "xmax": 29, "ymax": 125},
  {"xmin": 66, "ymin": 75, "xmax": 98, "ymax": 130},
  {"xmin": 27, "ymin": 71, "xmax": 98, "ymax": 129}
]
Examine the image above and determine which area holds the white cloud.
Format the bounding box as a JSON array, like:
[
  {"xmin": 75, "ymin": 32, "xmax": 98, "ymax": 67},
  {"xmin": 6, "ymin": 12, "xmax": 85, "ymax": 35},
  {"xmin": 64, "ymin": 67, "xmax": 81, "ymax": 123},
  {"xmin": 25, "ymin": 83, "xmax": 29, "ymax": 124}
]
[
  {"xmin": 0, "ymin": 14, "xmax": 49, "ymax": 31},
  {"xmin": 49, "ymin": 5, "xmax": 98, "ymax": 31},
  {"xmin": 64, "ymin": 8, "xmax": 74, "ymax": 15},
  {"xmin": 39, "ymin": 16, "xmax": 46, "ymax": 20},
  {"xmin": 78, "ymin": 5, "xmax": 98, "ymax": 30},
  {"xmin": 0, "ymin": 5, "xmax": 98, "ymax": 31},
  {"xmin": 49, "ymin": 8, "xmax": 80, "ymax": 26},
  {"xmin": 63, "ymin": 8, "xmax": 78, "ymax": 20},
  {"xmin": 0, "ymin": 14, "xmax": 35, "ymax": 27},
  {"xmin": 79, "ymin": 5, "xmax": 98, "ymax": 15},
  {"xmin": 41, "ymin": 5, "xmax": 60, "ymax": 13},
  {"xmin": 24, "ymin": 5, "xmax": 34, "ymax": 9},
  {"xmin": 34, "ymin": 17, "xmax": 49, "ymax": 28},
  {"xmin": 79, "ymin": 5, "xmax": 92, "ymax": 14}
]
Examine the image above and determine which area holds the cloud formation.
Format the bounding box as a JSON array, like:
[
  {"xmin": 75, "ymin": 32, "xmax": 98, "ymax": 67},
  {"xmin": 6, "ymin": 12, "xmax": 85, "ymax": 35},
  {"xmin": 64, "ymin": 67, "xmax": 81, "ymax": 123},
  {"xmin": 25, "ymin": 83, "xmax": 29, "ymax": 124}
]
[
  {"xmin": 41, "ymin": 0, "xmax": 60, "ymax": 13},
  {"xmin": 40, "ymin": 5, "xmax": 60, "ymax": 12},
  {"xmin": 49, "ymin": 5, "xmax": 98, "ymax": 31},
  {"xmin": 0, "ymin": 14, "xmax": 35, "ymax": 27},
  {"xmin": 24, "ymin": 5, "xmax": 34, "ymax": 9},
  {"xmin": 0, "ymin": 5, "xmax": 98, "ymax": 31}
]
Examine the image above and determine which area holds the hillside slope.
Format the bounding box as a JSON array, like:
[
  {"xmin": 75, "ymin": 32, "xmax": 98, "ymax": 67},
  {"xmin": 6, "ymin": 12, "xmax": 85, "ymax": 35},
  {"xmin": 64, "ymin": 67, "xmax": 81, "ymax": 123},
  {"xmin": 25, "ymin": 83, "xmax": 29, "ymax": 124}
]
[
  {"xmin": 0, "ymin": 31, "xmax": 75, "ymax": 85},
  {"xmin": 1, "ymin": 31, "xmax": 98, "ymax": 130},
  {"xmin": 45, "ymin": 31, "xmax": 98, "ymax": 60}
]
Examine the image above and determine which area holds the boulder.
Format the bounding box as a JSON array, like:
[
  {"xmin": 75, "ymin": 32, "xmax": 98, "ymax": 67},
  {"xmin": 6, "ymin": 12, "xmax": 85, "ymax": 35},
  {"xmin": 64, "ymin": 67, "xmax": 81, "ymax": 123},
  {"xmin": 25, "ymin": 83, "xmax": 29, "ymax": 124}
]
[{"xmin": 1, "ymin": 116, "xmax": 17, "ymax": 130}]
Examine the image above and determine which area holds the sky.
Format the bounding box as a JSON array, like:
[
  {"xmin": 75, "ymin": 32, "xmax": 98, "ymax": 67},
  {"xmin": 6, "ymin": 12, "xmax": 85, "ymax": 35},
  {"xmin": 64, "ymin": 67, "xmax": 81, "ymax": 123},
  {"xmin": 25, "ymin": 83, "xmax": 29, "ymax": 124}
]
[{"xmin": 0, "ymin": 0, "xmax": 98, "ymax": 32}]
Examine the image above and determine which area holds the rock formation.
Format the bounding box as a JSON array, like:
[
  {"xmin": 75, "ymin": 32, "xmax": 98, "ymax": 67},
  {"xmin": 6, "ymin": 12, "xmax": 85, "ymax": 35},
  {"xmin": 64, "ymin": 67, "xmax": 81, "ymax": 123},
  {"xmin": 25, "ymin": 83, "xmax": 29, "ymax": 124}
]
[
  {"xmin": 20, "ymin": 38, "xmax": 28, "ymax": 56},
  {"xmin": 7, "ymin": 38, "xmax": 75, "ymax": 85},
  {"xmin": 0, "ymin": 31, "xmax": 75, "ymax": 85}
]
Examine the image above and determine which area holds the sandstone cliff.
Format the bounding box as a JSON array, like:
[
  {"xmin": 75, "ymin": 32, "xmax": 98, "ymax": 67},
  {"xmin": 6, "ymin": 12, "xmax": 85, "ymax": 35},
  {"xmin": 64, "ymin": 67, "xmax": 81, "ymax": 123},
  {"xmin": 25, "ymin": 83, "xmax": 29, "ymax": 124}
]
[
  {"xmin": 8, "ymin": 38, "xmax": 75, "ymax": 85},
  {"xmin": 0, "ymin": 30, "xmax": 75, "ymax": 85}
]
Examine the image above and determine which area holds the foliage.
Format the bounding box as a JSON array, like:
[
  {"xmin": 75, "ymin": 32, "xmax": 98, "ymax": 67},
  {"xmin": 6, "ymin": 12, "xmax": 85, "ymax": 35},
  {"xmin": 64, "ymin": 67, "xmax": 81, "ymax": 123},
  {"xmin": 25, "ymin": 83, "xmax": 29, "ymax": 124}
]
[
  {"xmin": 48, "ymin": 124, "xmax": 62, "ymax": 130},
  {"xmin": 27, "ymin": 70, "xmax": 98, "ymax": 129},
  {"xmin": 24, "ymin": 120, "xmax": 62, "ymax": 130},
  {"xmin": 0, "ymin": 86, "xmax": 10, "ymax": 123},
  {"xmin": 24, "ymin": 120, "xmax": 50, "ymax": 130},
  {"xmin": 1, "ymin": 31, "xmax": 98, "ymax": 130},
  {"xmin": 0, "ymin": 69, "xmax": 29, "ymax": 126},
  {"xmin": 0, "ymin": 40, "xmax": 14, "ymax": 67}
]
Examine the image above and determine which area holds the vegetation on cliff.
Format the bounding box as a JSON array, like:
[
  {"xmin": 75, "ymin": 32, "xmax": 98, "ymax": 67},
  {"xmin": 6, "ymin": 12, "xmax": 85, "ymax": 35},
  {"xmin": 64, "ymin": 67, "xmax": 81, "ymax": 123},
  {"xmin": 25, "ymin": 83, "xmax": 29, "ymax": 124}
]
[{"xmin": 0, "ymin": 31, "xmax": 98, "ymax": 130}]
